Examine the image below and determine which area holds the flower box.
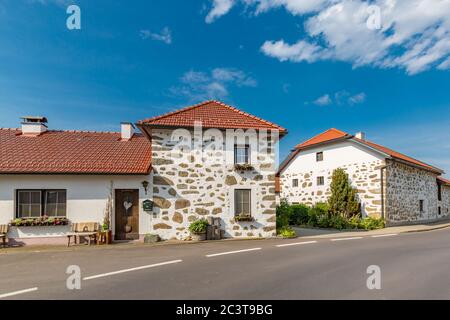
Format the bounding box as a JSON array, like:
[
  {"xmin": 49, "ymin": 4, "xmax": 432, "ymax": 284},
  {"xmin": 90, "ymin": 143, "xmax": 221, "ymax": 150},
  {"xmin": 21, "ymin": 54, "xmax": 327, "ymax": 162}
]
[
  {"xmin": 234, "ymin": 213, "xmax": 255, "ymax": 222},
  {"xmin": 234, "ymin": 163, "xmax": 254, "ymax": 171},
  {"xmin": 11, "ymin": 217, "xmax": 69, "ymax": 227}
]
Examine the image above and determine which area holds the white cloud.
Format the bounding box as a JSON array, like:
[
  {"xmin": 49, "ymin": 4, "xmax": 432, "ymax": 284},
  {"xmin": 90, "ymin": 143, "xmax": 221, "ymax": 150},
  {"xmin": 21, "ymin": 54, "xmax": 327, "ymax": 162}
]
[
  {"xmin": 313, "ymin": 94, "xmax": 332, "ymax": 106},
  {"xmin": 170, "ymin": 68, "xmax": 257, "ymax": 101},
  {"xmin": 208, "ymin": 0, "xmax": 450, "ymax": 75},
  {"xmin": 140, "ymin": 27, "xmax": 172, "ymax": 44},
  {"xmin": 205, "ymin": 0, "xmax": 235, "ymax": 23},
  {"xmin": 309, "ymin": 90, "xmax": 365, "ymax": 106}
]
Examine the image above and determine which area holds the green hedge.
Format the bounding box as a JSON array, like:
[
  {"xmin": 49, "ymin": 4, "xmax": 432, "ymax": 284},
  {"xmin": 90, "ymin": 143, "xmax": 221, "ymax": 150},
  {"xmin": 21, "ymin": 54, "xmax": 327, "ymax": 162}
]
[{"xmin": 276, "ymin": 200, "xmax": 384, "ymax": 231}]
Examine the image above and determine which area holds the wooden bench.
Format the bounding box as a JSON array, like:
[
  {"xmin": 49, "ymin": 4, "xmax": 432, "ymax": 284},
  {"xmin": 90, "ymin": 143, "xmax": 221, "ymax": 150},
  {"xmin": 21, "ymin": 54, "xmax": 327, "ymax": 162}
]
[
  {"xmin": 0, "ymin": 224, "xmax": 8, "ymax": 248},
  {"xmin": 67, "ymin": 222, "xmax": 100, "ymax": 247}
]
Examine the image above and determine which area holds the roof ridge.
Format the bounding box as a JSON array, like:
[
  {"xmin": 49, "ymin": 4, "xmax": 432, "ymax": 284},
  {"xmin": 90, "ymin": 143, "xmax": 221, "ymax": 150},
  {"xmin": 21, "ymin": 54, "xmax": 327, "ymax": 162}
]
[
  {"xmin": 137, "ymin": 100, "xmax": 287, "ymax": 132},
  {"xmin": 295, "ymin": 128, "xmax": 350, "ymax": 149}
]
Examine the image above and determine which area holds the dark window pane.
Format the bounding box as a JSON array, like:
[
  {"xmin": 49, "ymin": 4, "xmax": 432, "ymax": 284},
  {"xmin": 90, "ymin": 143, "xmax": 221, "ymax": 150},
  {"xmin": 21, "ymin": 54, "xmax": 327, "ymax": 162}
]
[
  {"xmin": 31, "ymin": 191, "xmax": 41, "ymax": 204},
  {"xmin": 19, "ymin": 191, "xmax": 30, "ymax": 204}
]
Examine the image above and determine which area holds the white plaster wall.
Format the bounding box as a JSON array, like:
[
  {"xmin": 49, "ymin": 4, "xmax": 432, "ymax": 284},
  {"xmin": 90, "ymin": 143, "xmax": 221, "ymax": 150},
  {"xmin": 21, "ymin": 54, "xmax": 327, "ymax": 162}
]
[
  {"xmin": 280, "ymin": 140, "xmax": 386, "ymax": 217},
  {"xmin": 0, "ymin": 174, "xmax": 153, "ymax": 239}
]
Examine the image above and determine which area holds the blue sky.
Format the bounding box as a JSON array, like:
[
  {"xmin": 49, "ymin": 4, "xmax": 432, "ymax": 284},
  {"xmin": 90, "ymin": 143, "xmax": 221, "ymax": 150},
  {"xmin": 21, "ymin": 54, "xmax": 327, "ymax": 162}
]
[{"xmin": 0, "ymin": 0, "xmax": 449, "ymax": 175}]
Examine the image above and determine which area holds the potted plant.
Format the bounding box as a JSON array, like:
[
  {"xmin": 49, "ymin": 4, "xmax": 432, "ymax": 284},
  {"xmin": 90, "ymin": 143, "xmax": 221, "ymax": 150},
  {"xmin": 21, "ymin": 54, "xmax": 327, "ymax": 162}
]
[
  {"xmin": 189, "ymin": 218, "xmax": 208, "ymax": 241},
  {"xmin": 234, "ymin": 213, "xmax": 254, "ymax": 222},
  {"xmin": 102, "ymin": 219, "xmax": 112, "ymax": 245}
]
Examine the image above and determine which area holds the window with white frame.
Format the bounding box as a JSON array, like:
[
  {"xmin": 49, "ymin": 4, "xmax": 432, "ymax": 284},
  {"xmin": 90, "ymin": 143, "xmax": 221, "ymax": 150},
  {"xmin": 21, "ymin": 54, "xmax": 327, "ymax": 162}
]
[
  {"xmin": 234, "ymin": 145, "xmax": 250, "ymax": 164},
  {"xmin": 292, "ymin": 179, "xmax": 298, "ymax": 187},
  {"xmin": 17, "ymin": 190, "xmax": 67, "ymax": 218},
  {"xmin": 234, "ymin": 189, "xmax": 251, "ymax": 216},
  {"xmin": 316, "ymin": 152, "xmax": 324, "ymax": 162}
]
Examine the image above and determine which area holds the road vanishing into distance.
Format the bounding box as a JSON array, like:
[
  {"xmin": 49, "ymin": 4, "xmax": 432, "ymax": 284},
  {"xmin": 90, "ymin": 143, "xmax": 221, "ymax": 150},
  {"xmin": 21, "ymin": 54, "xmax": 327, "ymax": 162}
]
[{"xmin": 1, "ymin": 228, "xmax": 450, "ymax": 299}]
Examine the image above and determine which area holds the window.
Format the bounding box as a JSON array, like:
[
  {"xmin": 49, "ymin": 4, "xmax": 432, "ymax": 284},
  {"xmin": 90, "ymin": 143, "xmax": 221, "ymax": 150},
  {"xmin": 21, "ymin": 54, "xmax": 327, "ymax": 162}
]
[
  {"xmin": 317, "ymin": 176, "xmax": 325, "ymax": 186},
  {"xmin": 419, "ymin": 200, "xmax": 424, "ymax": 213},
  {"xmin": 235, "ymin": 189, "xmax": 251, "ymax": 216},
  {"xmin": 438, "ymin": 206, "xmax": 442, "ymax": 216},
  {"xmin": 17, "ymin": 190, "xmax": 67, "ymax": 218},
  {"xmin": 292, "ymin": 179, "xmax": 298, "ymax": 187},
  {"xmin": 17, "ymin": 190, "xmax": 41, "ymax": 218},
  {"xmin": 234, "ymin": 145, "xmax": 250, "ymax": 164},
  {"xmin": 316, "ymin": 152, "xmax": 324, "ymax": 162}
]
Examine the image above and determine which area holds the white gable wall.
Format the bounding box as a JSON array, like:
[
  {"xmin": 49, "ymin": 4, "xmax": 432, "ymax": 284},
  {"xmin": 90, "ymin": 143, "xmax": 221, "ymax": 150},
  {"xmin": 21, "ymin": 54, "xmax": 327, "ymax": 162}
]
[{"xmin": 280, "ymin": 140, "xmax": 386, "ymax": 217}]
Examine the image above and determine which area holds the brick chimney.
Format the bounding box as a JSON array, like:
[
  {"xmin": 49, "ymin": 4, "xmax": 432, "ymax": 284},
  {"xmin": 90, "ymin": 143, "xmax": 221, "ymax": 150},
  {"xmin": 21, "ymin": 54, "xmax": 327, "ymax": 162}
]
[
  {"xmin": 121, "ymin": 122, "xmax": 135, "ymax": 140},
  {"xmin": 21, "ymin": 116, "xmax": 48, "ymax": 136}
]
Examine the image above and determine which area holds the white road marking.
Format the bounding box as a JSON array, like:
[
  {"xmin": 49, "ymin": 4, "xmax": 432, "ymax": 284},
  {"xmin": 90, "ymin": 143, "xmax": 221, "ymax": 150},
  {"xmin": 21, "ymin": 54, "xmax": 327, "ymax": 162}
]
[
  {"xmin": 276, "ymin": 241, "xmax": 318, "ymax": 247},
  {"xmin": 0, "ymin": 287, "xmax": 38, "ymax": 299},
  {"xmin": 331, "ymin": 237, "xmax": 363, "ymax": 242},
  {"xmin": 206, "ymin": 247, "xmax": 262, "ymax": 257},
  {"xmin": 83, "ymin": 260, "xmax": 183, "ymax": 281},
  {"xmin": 372, "ymin": 233, "xmax": 398, "ymax": 238}
]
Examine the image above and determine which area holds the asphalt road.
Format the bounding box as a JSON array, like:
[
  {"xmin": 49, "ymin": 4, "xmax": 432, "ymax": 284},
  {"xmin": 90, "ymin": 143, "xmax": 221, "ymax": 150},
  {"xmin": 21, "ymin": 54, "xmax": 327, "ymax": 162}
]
[{"xmin": 1, "ymin": 228, "xmax": 450, "ymax": 299}]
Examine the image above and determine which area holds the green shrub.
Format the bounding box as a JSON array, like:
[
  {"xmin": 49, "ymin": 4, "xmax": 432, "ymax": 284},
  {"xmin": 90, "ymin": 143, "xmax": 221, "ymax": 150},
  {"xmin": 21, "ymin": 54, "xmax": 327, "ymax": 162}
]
[
  {"xmin": 277, "ymin": 226, "xmax": 297, "ymax": 238},
  {"xmin": 188, "ymin": 219, "xmax": 208, "ymax": 234},
  {"xmin": 289, "ymin": 204, "xmax": 310, "ymax": 225},
  {"xmin": 276, "ymin": 198, "xmax": 291, "ymax": 228},
  {"xmin": 329, "ymin": 215, "xmax": 349, "ymax": 230},
  {"xmin": 358, "ymin": 217, "xmax": 385, "ymax": 230},
  {"xmin": 328, "ymin": 168, "xmax": 360, "ymax": 218}
]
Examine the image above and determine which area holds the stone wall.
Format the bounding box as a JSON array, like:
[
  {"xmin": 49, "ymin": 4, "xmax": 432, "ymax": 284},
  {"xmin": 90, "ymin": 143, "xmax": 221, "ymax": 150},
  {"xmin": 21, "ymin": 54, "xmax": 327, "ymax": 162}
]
[
  {"xmin": 438, "ymin": 184, "xmax": 450, "ymax": 218},
  {"xmin": 385, "ymin": 160, "xmax": 440, "ymax": 223},
  {"xmin": 149, "ymin": 128, "xmax": 277, "ymax": 240},
  {"xmin": 280, "ymin": 160, "xmax": 385, "ymax": 217}
]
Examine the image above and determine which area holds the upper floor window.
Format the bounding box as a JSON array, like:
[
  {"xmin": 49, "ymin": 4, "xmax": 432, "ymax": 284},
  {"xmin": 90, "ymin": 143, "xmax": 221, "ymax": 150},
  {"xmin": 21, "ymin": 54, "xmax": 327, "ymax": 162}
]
[
  {"xmin": 316, "ymin": 152, "xmax": 323, "ymax": 162},
  {"xmin": 234, "ymin": 145, "xmax": 250, "ymax": 164},
  {"xmin": 419, "ymin": 200, "xmax": 424, "ymax": 213},
  {"xmin": 317, "ymin": 176, "xmax": 325, "ymax": 186},
  {"xmin": 17, "ymin": 189, "xmax": 67, "ymax": 218},
  {"xmin": 438, "ymin": 184, "xmax": 442, "ymax": 201},
  {"xmin": 292, "ymin": 179, "xmax": 298, "ymax": 187}
]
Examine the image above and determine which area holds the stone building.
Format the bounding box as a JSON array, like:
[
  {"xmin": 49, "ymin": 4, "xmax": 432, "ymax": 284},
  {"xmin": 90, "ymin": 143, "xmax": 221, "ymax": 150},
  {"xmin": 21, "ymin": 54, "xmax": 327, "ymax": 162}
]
[
  {"xmin": 137, "ymin": 100, "xmax": 287, "ymax": 239},
  {"xmin": 277, "ymin": 128, "xmax": 450, "ymax": 225}
]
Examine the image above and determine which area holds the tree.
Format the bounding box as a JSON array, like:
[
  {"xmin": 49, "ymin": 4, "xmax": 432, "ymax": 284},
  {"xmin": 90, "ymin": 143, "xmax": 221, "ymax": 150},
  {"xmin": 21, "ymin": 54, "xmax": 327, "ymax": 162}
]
[{"xmin": 328, "ymin": 168, "xmax": 360, "ymax": 218}]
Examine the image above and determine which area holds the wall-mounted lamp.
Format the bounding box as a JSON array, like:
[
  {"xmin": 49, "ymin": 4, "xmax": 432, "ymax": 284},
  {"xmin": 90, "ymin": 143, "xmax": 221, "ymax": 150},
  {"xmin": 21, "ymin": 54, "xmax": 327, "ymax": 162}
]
[{"xmin": 141, "ymin": 180, "xmax": 149, "ymax": 195}]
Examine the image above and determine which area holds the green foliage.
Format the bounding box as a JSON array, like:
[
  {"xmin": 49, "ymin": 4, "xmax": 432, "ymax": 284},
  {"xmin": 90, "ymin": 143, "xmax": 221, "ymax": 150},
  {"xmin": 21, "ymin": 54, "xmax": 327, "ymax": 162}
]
[
  {"xmin": 277, "ymin": 226, "xmax": 297, "ymax": 238},
  {"xmin": 289, "ymin": 204, "xmax": 310, "ymax": 225},
  {"xmin": 358, "ymin": 217, "xmax": 385, "ymax": 230},
  {"xmin": 328, "ymin": 168, "xmax": 361, "ymax": 219},
  {"xmin": 188, "ymin": 218, "xmax": 208, "ymax": 234},
  {"xmin": 276, "ymin": 198, "xmax": 291, "ymax": 229}
]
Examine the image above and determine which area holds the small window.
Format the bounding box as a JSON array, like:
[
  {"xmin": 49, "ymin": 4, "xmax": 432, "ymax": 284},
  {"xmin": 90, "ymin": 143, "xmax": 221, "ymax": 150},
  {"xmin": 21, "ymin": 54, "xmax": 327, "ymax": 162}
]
[
  {"xmin": 16, "ymin": 190, "xmax": 67, "ymax": 218},
  {"xmin": 438, "ymin": 206, "xmax": 441, "ymax": 216},
  {"xmin": 438, "ymin": 184, "xmax": 442, "ymax": 201},
  {"xmin": 419, "ymin": 200, "xmax": 424, "ymax": 213},
  {"xmin": 292, "ymin": 179, "xmax": 298, "ymax": 187},
  {"xmin": 235, "ymin": 189, "xmax": 251, "ymax": 216},
  {"xmin": 316, "ymin": 152, "xmax": 323, "ymax": 162},
  {"xmin": 317, "ymin": 176, "xmax": 325, "ymax": 186},
  {"xmin": 234, "ymin": 145, "xmax": 250, "ymax": 164}
]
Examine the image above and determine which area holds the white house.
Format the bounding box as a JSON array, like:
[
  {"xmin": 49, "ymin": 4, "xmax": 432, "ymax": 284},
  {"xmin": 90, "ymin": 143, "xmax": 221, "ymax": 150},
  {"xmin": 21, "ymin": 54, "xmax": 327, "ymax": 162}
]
[
  {"xmin": 0, "ymin": 101, "xmax": 286, "ymax": 245},
  {"xmin": 277, "ymin": 128, "xmax": 450, "ymax": 225}
]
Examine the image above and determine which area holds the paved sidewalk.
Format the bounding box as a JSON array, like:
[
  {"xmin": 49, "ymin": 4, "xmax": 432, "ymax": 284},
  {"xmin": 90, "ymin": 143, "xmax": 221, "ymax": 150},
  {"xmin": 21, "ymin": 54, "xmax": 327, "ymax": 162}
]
[{"xmin": 294, "ymin": 220, "xmax": 450, "ymax": 239}]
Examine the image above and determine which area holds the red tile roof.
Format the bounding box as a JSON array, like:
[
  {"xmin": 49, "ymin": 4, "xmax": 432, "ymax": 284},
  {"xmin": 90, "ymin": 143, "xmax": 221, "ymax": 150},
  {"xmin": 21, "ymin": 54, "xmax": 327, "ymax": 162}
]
[
  {"xmin": 282, "ymin": 128, "xmax": 443, "ymax": 175},
  {"xmin": 138, "ymin": 100, "xmax": 287, "ymax": 133},
  {"xmin": 0, "ymin": 129, "xmax": 152, "ymax": 174},
  {"xmin": 438, "ymin": 176, "xmax": 450, "ymax": 186},
  {"xmin": 294, "ymin": 128, "xmax": 350, "ymax": 149}
]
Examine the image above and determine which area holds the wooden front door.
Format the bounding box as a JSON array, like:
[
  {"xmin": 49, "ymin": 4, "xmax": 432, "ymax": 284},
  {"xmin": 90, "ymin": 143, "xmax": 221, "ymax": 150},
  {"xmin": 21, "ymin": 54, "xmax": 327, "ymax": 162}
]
[{"xmin": 115, "ymin": 189, "xmax": 139, "ymax": 240}]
